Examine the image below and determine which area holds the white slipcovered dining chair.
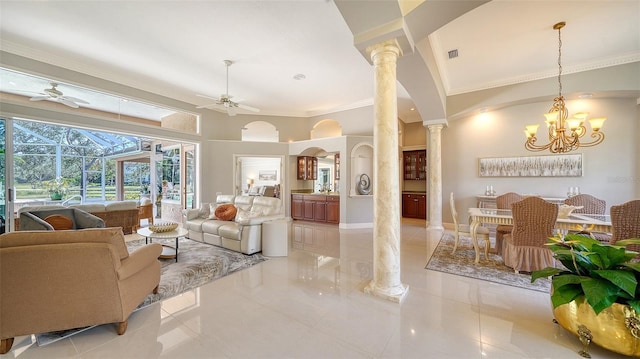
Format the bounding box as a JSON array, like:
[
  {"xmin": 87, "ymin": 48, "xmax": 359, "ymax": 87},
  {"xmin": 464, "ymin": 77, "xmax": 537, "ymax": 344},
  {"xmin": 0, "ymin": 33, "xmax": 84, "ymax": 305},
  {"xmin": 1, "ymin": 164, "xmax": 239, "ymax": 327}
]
[{"xmin": 450, "ymin": 192, "xmax": 491, "ymax": 258}]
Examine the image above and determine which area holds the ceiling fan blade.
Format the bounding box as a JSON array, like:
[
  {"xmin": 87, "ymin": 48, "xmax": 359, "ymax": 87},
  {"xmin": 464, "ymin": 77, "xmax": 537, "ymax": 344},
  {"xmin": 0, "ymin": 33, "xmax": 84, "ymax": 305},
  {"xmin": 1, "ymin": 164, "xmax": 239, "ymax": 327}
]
[
  {"xmin": 196, "ymin": 103, "xmax": 221, "ymax": 109},
  {"xmin": 58, "ymin": 98, "xmax": 80, "ymax": 108},
  {"xmin": 196, "ymin": 94, "xmax": 221, "ymax": 101},
  {"xmin": 237, "ymin": 103, "xmax": 260, "ymax": 112},
  {"xmin": 62, "ymin": 96, "xmax": 89, "ymax": 105},
  {"xmin": 29, "ymin": 96, "xmax": 49, "ymax": 102}
]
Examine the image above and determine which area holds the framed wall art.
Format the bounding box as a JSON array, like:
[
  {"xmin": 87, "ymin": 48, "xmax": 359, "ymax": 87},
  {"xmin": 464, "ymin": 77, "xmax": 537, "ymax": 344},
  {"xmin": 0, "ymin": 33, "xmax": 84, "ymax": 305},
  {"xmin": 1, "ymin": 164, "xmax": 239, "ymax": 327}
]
[
  {"xmin": 258, "ymin": 170, "xmax": 277, "ymax": 181},
  {"xmin": 478, "ymin": 154, "xmax": 582, "ymax": 177}
]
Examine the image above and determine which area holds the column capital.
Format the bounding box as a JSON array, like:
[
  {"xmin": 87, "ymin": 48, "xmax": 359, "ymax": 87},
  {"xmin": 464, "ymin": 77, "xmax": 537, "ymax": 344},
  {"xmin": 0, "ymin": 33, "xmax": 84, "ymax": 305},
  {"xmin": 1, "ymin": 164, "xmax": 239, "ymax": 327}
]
[
  {"xmin": 354, "ymin": 17, "xmax": 414, "ymax": 65},
  {"xmin": 423, "ymin": 118, "xmax": 448, "ymax": 128},
  {"xmin": 366, "ymin": 39, "xmax": 402, "ymax": 63}
]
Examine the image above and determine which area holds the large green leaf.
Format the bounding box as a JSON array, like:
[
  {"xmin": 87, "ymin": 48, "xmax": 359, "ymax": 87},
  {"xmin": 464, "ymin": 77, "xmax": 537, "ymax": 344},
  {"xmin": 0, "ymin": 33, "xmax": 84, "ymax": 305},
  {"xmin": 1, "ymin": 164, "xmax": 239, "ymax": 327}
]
[
  {"xmin": 531, "ymin": 267, "xmax": 563, "ymax": 282},
  {"xmin": 552, "ymin": 274, "xmax": 583, "ymax": 287},
  {"xmin": 580, "ymin": 277, "xmax": 622, "ymax": 315},
  {"xmin": 592, "ymin": 269, "xmax": 637, "ymax": 297},
  {"xmin": 572, "ymin": 251, "xmax": 598, "ymax": 272},
  {"xmin": 550, "ymin": 284, "xmax": 582, "ymax": 308},
  {"xmin": 591, "ymin": 244, "xmax": 633, "ymax": 268}
]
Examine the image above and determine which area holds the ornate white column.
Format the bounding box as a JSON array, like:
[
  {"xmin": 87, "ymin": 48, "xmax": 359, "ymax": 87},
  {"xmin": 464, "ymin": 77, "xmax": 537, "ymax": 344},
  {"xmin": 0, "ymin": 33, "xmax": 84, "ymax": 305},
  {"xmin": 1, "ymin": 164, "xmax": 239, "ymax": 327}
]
[
  {"xmin": 363, "ymin": 39, "xmax": 409, "ymax": 303},
  {"xmin": 426, "ymin": 123, "xmax": 445, "ymax": 231}
]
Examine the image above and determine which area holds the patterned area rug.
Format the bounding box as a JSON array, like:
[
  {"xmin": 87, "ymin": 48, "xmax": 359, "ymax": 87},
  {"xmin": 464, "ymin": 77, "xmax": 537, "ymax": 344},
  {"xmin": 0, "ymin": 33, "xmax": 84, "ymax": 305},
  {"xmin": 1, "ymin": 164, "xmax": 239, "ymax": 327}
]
[
  {"xmin": 37, "ymin": 237, "xmax": 267, "ymax": 346},
  {"xmin": 426, "ymin": 233, "xmax": 551, "ymax": 293}
]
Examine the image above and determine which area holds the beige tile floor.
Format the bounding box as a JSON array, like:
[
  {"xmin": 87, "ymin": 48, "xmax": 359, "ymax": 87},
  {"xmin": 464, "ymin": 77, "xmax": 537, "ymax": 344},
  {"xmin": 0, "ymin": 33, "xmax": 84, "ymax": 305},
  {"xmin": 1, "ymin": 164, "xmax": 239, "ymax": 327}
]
[{"xmin": 5, "ymin": 218, "xmax": 627, "ymax": 358}]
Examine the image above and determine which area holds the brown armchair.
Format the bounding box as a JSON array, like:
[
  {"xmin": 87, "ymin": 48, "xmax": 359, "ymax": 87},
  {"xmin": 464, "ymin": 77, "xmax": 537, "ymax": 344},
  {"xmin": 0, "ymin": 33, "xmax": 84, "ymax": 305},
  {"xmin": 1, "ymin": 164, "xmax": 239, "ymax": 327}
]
[
  {"xmin": 0, "ymin": 227, "xmax": 162, "ymax": 354},
  {"xmin": 502, "ymin": 197, "xmax": 558, "ymax": 273},
  {"xmin": 495, "ymin": 192, "xmax": 523, "ymax": 255},
  {"xmin": 610, "ymin": 199, "xmax": 640, "ymax": 252}
]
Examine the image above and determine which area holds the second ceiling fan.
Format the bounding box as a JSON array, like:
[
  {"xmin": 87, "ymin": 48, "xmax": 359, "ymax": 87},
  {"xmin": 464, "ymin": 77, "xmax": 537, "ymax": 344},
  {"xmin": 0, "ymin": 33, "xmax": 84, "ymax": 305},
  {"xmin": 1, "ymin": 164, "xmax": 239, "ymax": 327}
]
[{"xmin": 196, "ymin": 60, "xmax": 260, "ymax": 116}]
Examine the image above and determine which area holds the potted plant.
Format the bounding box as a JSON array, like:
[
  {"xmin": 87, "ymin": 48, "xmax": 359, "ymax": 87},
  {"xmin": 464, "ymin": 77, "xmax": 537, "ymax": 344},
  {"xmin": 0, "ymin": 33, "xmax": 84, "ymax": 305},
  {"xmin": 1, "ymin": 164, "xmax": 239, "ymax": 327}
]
[
  {"xmin": 532, "ymin": 233, "xmax": 640, "ymax": 357},
  {"xmin": 44, "ymin": 177, "xmax": 69, "ymax": 201}
]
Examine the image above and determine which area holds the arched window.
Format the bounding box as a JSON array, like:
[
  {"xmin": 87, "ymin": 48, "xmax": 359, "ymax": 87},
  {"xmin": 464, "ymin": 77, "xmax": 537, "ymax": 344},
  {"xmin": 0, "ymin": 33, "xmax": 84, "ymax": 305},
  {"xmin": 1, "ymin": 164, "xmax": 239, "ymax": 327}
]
[
  {"xmin": 242, "ymin": 121, "xmax": 279, "ymax": 142},
  {"xmin": 311, "ymin": 119, "xmax": 341, "ymax": 139}
]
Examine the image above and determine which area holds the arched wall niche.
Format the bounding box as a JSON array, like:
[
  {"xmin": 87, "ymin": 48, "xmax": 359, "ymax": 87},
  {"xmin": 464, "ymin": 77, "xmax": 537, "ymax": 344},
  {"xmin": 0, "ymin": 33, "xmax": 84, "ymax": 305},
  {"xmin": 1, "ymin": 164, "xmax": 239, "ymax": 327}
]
[
  {"xmin": 242, "ymin": 121, "xmax": 279, "ymax": 142},
  {"xmin": 349, "ymin": 142, "xmax": 373, "ymax": 196},
  {"xmin": 311, "ymin": 119, "xmax": 342, "ymax": 139}
]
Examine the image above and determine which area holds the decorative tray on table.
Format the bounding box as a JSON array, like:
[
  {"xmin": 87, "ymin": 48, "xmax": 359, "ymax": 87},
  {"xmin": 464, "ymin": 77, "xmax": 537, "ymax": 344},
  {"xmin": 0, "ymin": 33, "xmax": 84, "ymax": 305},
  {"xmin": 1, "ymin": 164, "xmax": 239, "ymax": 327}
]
[{"xmin": 148, "ymin": 222, "xmax": 178, "ymax": 233}]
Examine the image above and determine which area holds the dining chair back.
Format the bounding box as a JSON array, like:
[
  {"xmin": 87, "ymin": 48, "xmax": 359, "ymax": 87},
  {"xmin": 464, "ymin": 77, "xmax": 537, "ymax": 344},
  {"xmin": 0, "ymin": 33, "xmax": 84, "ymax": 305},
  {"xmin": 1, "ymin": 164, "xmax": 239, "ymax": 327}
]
[
  {"xmin": 564, "ymin": 194, "xmax": 606, "ymax": 214},
  {"xmin": 564, "ymin": 194, "xmax": 610, "ymax": 243},
  {"xmin": 502, "ymin": 196, "xmax": 558, "ymax": 273},
  {"xmin": 450, "ymin": 192, "xmax": 490, "ymax": 258},
  {"xmin": 610, "ymin": 199, "xmax": 640, "ymax": 252},
  {"xmin": 495, "ymin": 192, "xmax": 523, "ymax": 255}
]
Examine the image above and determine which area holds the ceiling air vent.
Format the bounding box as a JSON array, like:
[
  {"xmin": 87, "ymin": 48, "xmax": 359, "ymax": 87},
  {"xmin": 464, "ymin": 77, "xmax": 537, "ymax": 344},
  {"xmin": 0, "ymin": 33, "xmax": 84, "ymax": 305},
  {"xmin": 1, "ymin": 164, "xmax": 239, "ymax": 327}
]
[{"xmin": 448, "ymin": 49, "xmax": 458, "ymax": 59}]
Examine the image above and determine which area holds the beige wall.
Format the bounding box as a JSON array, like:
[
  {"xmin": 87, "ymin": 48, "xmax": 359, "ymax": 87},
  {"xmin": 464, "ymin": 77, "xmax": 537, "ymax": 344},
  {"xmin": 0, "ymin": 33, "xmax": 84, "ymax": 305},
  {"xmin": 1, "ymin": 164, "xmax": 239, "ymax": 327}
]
[
  {"xmin": 442, "ymin": 97, "xmax": 640, "ymax": 223},
  {"xmin": 402, "ymin": 121, "xmax": 426, "ymax": 147}
]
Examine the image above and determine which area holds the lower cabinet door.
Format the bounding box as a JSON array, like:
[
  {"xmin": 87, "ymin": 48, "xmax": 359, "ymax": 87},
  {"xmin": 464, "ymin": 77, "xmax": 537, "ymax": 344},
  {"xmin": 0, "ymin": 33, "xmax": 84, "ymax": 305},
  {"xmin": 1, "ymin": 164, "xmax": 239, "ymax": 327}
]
[{"xmin": 314, "ymin": 201, "xmax": 327, "ymax": 222}]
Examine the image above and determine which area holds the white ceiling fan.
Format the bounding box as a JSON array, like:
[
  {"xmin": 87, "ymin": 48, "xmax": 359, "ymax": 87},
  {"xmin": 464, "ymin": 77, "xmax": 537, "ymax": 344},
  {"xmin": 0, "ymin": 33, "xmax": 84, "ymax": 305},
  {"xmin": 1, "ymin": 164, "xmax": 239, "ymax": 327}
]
[
  {"xmin": 29, "ymin": 82, "xmax": 90, "ymax": 108},
  {"xmin": 196, "ymin": 60, "xmax": 260, "ymax": 116}
]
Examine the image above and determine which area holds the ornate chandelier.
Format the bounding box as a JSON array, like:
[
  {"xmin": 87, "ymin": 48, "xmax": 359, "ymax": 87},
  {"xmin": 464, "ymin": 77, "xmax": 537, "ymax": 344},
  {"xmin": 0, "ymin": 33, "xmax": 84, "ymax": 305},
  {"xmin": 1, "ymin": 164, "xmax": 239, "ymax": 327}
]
[{"xmin": 524, "ymin": 21, "xmax": 606, "ymax": 153}]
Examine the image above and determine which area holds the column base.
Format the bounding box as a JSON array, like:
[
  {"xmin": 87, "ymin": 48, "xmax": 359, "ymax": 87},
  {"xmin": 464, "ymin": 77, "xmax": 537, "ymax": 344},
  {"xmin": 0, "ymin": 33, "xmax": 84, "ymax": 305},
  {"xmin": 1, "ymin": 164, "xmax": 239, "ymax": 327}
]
[
  {"xmin": 364, "ymin": 281, "xmax": 409, "ymax": 303},
  {"xmin": 427, "ymin": 224, "xmax": 444, "ymax": 231}
]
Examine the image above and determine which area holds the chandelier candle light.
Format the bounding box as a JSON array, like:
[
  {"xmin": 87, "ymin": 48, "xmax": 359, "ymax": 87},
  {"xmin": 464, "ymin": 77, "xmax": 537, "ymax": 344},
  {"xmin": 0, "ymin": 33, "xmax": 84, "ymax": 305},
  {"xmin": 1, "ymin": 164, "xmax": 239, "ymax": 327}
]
[{"xmin": 524, "ymin": 21, "xmax": 606, "ymax": 153}]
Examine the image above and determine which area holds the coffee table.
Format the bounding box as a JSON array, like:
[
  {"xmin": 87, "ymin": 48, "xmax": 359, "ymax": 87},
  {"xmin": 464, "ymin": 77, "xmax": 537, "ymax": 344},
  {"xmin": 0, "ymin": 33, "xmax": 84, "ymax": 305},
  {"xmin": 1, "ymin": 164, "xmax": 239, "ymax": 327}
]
[{"xmin": 136, "ymin": 227, "xmax": 188, "ymax": 262}]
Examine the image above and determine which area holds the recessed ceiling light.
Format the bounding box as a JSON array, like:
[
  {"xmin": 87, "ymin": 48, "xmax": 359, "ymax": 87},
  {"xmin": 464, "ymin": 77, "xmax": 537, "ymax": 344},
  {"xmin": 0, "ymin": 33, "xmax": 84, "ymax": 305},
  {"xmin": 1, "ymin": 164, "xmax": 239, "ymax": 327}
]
[
  {"xmin": 293, "ymin": 73, "xmax": 306, "ymax": 80},
  {"xmin": 579, "ymin": 93, "xmax": 593, "ymax": 99},
  {"xmin": 410, "ymin": 107, "xmax": 415, "ymax": 111}
]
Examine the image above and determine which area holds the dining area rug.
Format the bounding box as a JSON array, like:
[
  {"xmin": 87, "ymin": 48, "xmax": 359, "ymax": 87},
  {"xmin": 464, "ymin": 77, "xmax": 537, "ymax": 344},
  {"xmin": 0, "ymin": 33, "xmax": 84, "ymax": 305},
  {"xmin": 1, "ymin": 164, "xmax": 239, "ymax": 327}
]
[
  {"xmin": 36, "ymin": 235, "xmax": 267, "ymax": 346},
  {"xmin": 426, "ymin": 233, "xmax": 551, "ymax": 293}
]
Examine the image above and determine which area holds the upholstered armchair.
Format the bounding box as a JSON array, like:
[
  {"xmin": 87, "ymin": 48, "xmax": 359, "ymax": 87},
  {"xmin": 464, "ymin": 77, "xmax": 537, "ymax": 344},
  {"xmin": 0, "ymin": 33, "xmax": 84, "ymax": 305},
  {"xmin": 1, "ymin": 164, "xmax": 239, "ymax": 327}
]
[
  {"xmin": 564, "ymin": 194, "xmax": 610, "ymax": 243},
  {"xmin": 19, "ymin": 208, "xmax": 105, "ymax": 230},
  {"xmin": 495, "ymin": 192, "xmax": 523, "ymax": 255},
  {"xmin": 502, "ymin": 197, "xmax": 558, "ymax": 273},
  {"xmin": 450, "ymin": 192, "xmax": 490, "ymax": 257},
  {"xmin": 0, "ymin": 227, "xmax": 162, "ymax": 354},
  {"xmin": 610, "ymin": 199, "xmax": 640, "ymax": 252}
]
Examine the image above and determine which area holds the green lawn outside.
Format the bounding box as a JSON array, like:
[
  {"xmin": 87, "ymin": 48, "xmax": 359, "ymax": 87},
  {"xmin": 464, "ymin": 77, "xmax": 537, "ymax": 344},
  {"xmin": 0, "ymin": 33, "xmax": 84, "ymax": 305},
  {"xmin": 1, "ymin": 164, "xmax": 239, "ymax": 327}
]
[{"xmin": 14, "ymin": 183, "xmax": 146, "ymax": 201}]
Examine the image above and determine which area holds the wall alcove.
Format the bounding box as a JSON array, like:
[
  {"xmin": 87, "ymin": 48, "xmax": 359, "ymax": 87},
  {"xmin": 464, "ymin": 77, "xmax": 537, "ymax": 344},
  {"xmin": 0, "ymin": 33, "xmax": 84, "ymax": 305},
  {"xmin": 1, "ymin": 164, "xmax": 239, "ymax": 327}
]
[{"xmin": 349, "ymin": 142, "xmax": 373, "ymax": 196}]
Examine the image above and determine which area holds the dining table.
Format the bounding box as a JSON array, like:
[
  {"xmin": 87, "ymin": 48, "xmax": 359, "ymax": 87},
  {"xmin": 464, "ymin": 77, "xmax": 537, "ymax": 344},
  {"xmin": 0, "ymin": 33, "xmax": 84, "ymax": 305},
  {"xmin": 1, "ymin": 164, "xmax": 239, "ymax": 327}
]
[{"xmin": 467, "ymin": 207, "xmax": 612, "ymax": 263}]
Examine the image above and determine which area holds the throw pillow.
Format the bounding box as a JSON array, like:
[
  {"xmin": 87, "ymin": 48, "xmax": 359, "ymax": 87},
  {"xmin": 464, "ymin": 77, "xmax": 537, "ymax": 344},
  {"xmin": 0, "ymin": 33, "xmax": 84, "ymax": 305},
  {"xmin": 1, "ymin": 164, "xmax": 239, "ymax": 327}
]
[
  {"xmin": 207, "ymin": 203, "xmax": 217, "ymax": 219},
  {"xmin": 235, "ymin": 208, "xmax": 263, "ymax": 222},
  {"xmin": 215, "ymin": 203, "xmax": 237, "ymax": 221}
]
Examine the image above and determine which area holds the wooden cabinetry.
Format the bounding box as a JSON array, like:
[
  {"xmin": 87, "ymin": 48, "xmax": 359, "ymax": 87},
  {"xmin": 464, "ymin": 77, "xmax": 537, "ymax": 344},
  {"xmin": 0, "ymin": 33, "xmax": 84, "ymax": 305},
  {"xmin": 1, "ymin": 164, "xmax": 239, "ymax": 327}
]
[
  {"xmin": 326, "ymin": 196, "xmax": 340, "ymax": 224},
  {"xmin": 291, "ymin": 194, "xmax": 339, "ymax": 224},
  {"xmin": 402, "ymin": 193, "xmax": 427, "ymax": 219},
  {"xmin": 403, "ymin": 150, "xmax": 426, "ymax": 180},
  {"xmin": 292, "ymin": 194, "xmax": 304, "ymax": 219},
  {"xmin": 297, "ymin": 156, "xmax": 317, "ymax": 180}
]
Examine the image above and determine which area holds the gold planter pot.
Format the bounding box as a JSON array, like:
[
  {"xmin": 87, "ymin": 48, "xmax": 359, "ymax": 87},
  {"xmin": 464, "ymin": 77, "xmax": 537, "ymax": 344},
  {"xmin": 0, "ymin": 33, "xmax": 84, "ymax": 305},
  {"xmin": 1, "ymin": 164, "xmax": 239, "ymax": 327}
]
[{"xmin": 554, "ymin": 297, "xmax": 640, "ymax": 358}]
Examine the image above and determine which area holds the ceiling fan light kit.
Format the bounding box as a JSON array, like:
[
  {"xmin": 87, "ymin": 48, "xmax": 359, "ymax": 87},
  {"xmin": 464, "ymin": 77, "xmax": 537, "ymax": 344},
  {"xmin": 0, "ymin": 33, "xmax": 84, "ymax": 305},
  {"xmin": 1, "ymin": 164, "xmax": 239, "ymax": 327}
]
[{"xmin": 196, "ymin": 60, "xmax": 260, "ymax": 116}]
